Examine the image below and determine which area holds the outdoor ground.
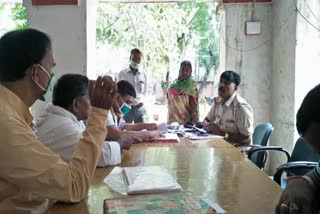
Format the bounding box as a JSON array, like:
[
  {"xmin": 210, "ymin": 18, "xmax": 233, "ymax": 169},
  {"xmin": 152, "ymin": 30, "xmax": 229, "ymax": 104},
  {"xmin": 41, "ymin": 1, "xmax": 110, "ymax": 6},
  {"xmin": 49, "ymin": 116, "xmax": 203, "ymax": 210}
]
[{"xmin": 143, "ymin": 95, "xmax": 210, "ymax": 124}]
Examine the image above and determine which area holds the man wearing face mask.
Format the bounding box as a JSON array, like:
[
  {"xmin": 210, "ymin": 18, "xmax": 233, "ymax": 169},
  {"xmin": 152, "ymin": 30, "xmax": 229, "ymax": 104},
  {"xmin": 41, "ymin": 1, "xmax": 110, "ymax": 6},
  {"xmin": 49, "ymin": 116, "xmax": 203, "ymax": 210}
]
[
  {"xmin": 106, "ymin": 80, "xmax": 160, "ymax": 142},
  {"xmin": 34, "ymin": 74, "xmax": 138, "ymax": 167},
  {"xmin": 0, "ymin": 29, "xmax": 117, "ymax": 213},
  {"xmin": 203, "ymin": 70, "xmax": 254, "ymax": 145},
  {"xmin": 118, "ymin": 48, "xmax": 147, "ymax": 123}
]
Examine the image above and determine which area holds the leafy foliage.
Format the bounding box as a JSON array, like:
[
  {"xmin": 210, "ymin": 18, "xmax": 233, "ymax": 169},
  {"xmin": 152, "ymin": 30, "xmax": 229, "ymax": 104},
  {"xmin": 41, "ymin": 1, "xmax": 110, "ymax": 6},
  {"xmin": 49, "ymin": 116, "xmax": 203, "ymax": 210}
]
[
  {"xmin": 11, "ymin": 3, "xmax": 27, "ymax": 29},
  {"xmin": 97, "ymin": 2, "xmax": 220, "ymax": 92}
]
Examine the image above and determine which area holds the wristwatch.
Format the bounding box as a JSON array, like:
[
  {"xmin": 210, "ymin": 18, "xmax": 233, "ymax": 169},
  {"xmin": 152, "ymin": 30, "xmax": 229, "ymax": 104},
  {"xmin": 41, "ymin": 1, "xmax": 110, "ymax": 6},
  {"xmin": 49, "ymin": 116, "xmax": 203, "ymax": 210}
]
[{"xmin": 224, "ymin": 132, "xmax": 229, "ymax": 139}]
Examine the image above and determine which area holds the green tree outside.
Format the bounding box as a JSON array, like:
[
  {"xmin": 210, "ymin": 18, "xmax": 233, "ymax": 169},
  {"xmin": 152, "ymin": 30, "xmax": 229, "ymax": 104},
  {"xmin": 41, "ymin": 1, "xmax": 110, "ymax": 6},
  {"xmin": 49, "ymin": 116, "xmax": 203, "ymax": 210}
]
[{"xmin": 96, "ymin": 2, "xmax": 220, "ymax": 94}]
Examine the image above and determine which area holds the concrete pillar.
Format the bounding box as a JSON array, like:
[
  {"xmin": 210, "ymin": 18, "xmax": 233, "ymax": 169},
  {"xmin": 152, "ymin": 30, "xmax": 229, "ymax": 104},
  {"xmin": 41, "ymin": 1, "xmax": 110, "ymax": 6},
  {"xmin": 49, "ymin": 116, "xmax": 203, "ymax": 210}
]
[
  {"xmin": 219, "ymin": 2, "xmax": 273, "ymax": 127},
  {"xmin": 269, "ymin": 0, "xmax": 297, "ymax": 172},
  {"xmin": 23, "ymin": 0, "xmax": 96, "ymax": 120}
]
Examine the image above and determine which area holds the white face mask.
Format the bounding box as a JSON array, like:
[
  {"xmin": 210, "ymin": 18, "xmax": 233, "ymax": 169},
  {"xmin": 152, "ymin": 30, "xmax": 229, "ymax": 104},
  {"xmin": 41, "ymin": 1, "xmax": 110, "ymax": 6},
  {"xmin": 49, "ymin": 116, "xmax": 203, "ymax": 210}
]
[
  {"xmin": 130, "ymin": 60, "xmax": 140, "ymax": 70},
  {"xmin": 32, "ymin": 64, "xmax": 56, "ymax": 101}
]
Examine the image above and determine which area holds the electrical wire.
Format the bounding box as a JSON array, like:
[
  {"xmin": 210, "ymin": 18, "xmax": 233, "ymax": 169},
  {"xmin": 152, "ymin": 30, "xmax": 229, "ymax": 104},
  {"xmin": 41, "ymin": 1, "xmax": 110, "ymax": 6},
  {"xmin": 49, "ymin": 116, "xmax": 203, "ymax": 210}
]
[
  {"xmin": 219, "ymin": 6, "xmax": 296, "ymax": 52},
  {"xmin": 305, "ymin": 0, "xmax": 320, "ymax": 24},
  {"xmin": 295, "ymin": 0, "xmax": 320, "ymax": 33},
  {"xmin": 251, "ymin": 0, "xmax": 256, "ymax": 21}
]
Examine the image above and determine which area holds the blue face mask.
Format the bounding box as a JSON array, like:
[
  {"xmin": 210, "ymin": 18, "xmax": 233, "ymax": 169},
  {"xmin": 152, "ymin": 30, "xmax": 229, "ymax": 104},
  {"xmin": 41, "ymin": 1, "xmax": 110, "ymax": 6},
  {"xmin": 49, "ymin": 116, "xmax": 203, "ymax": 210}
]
[
  {"xmin": 119, "ymin": 97, "xmax": 132, "ymax": 116},
  {"xmin": 33, "ymin": 64, "xmax": 56, "ymax": 101}
]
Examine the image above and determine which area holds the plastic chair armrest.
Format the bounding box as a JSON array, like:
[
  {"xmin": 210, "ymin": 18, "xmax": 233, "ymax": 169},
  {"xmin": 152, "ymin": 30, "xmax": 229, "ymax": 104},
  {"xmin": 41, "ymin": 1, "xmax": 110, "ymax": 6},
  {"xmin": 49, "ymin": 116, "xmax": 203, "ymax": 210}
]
[
  {"xmin": 273, "ymin": 161, "xmax": 318, "ymax": 185},
  {"xmin": 247, "ymin": 146, "xmax": 290, "ymax": 162}
]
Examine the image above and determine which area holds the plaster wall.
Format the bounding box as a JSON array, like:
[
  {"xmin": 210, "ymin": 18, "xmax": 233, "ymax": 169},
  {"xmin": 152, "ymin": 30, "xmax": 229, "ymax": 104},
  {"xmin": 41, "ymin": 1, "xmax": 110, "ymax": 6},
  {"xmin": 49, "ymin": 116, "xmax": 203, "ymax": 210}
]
[
  {"xmin": 23, "ymin": 0, "xmax": 95, "ymax": 120},
  {"xmin": 221, "ymin": 3, "xmax": 273, "ymax": 126}
]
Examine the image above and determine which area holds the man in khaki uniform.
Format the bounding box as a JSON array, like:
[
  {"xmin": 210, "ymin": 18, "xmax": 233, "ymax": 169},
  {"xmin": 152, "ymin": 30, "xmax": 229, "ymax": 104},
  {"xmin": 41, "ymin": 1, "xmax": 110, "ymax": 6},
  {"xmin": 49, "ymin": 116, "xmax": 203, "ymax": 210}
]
[{"xmin": 203, "ymin": 70, "xmax": 253, "ymax": 144}]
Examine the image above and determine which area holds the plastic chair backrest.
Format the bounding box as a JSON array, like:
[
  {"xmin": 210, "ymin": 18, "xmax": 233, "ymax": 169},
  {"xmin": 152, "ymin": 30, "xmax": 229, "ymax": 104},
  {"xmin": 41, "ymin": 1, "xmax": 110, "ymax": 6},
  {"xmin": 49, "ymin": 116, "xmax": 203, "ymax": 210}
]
[
  {"xmin": 287, "ymin": 137, "xmax": 320, "ymax": 175},
  {"xmin": 250, "ymin": 122, "xmax": 273, "ymax": 168}
]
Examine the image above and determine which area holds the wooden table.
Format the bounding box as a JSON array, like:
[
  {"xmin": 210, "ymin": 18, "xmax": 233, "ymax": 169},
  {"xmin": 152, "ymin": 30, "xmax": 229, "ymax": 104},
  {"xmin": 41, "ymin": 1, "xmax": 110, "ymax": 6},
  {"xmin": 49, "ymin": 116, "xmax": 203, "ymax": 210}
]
[
  {"xmin": 135, "ymin": 137, "xmax": 234, "ymax": 148},
  {"xmin": 47, "ymin": 138, "xmax": 282, "ymax": 214}
]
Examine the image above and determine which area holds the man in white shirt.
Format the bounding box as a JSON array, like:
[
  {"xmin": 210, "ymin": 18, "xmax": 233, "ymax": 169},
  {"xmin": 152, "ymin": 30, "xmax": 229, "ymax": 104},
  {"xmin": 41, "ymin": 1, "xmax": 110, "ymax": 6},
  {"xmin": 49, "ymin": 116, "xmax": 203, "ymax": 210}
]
[
  {"xmin": 203, "ymin": 70, "xmax": 254, "ymax": 144},
  {"xmin": 118, "ymin": 48, "xmax": 147, "ymax": 123},
  {"xmin": 35, "ymin": 74, "xmax": 137, "ymax": 167},
  {"xmin": 106, "ymin": 80, "xmax": 160, "ymax": 141}
]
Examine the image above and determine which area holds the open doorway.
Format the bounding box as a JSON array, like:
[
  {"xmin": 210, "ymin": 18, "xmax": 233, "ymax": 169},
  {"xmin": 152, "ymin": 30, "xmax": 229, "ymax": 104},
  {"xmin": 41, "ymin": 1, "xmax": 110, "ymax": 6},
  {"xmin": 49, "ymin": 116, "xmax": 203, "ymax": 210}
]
[
  {"xmin": 0, "ymin": 0, "xmax": 26, "ymax": 37},
  {"xmin": 95, "ymin": 0, "xmax": 221, "ymax": 123}
]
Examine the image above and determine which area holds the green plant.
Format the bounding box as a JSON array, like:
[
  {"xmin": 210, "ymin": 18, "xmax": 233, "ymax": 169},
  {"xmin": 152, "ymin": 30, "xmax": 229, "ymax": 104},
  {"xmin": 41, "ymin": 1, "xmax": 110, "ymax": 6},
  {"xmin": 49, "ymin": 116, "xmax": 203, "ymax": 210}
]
[
  {"xmin": 11, "ymin": 3, "xmax": 27, "ymax": 29},
  {"xmin": 96, "ymin": 2, "xmax": 220, "ymax": 91}
]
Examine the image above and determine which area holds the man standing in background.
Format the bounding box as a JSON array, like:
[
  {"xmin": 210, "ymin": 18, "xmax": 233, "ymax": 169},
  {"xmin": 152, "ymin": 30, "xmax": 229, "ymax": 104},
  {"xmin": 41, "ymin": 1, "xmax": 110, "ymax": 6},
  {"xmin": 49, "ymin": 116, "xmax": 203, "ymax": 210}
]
[{"xmin": 118, "ymin": 48, "xmax": 147, "ymax": 123}]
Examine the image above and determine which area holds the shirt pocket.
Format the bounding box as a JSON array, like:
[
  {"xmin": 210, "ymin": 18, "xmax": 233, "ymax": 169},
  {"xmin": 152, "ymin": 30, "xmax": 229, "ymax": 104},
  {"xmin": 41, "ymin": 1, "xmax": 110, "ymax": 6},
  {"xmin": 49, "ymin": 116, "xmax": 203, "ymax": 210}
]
[
  {"xmin": 223, "ymin": 119, "xmax": 237, "ymax": 132},
  {"xmin": 134, "ymin": 74, "xmax": 145, "ymax": 93}
]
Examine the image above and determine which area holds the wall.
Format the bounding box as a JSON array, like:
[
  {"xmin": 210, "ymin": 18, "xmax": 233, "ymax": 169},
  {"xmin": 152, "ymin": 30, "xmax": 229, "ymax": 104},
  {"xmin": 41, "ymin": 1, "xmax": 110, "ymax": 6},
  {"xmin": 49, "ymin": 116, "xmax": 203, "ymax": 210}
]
[
  {"xmin": 220, "ymin": 3, "xmax": 273, "ymax": 126},
  {"xmin": 23, "ymin": 0, "xmax": 96, "ymax": 120},
  {"xmin": 220, "ymin": 1, "xmax": 301, "ymax": 173},
  {"xmin": 269, "ymin": 0, "xmax": 297, "ymax": 171},
  {"xmin": 295, "ymin": 0, "xmax": 320, "ymax": 119}
]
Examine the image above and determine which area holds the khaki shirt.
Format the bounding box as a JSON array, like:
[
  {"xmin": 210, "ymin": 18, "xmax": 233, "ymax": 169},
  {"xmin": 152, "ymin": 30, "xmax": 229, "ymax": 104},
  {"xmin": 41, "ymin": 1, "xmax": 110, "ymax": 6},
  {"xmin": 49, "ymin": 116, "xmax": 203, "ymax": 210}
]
[
  {"xmin": 206, "ymin": 93, "xmax": 254, "ymax": 137},
  {"xmin": 0, "ymin": 85, "xmax": 108, "ymax": 213}
]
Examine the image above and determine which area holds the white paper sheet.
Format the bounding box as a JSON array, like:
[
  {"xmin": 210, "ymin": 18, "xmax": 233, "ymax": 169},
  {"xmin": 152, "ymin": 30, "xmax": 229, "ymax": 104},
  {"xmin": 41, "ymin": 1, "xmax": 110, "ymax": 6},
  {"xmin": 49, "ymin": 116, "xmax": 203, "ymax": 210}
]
[
  {"xmin": 202, "ymin": 198, "xmax": 226, "ymax": 213},
  {"xmin": 185, "ymin": 132, "xmax": 224, "ymax": 140},
  {"xmin": 157, "ymin": 122, "xmax": 168, "ymax": 134},
  {"xmin": 123, "ymin": 166, "xmax": 182, "ymax": 194},
  {"xmin": 104, "ymin": 166, "xmax": 182, "ymax": 195}
]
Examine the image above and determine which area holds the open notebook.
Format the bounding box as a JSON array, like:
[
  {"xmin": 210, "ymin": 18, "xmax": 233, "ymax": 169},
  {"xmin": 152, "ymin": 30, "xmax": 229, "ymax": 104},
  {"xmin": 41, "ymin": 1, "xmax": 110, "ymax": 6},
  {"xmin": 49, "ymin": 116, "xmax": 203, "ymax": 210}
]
[{"xmin": 122, "ymin": 166, "xmax": 182, "ymax": 195}]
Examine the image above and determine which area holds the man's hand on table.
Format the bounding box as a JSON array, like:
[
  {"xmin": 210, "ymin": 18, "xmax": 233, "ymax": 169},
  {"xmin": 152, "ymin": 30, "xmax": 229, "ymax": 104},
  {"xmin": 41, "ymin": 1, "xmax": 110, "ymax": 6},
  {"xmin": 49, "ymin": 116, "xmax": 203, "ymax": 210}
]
[
  {"xmin": 204, "ymin": 122, "xmax": 224, "ymax": 136},
  {"xmin": 117, "ymin": 134, "xmax": 142, "ymax": 150}
]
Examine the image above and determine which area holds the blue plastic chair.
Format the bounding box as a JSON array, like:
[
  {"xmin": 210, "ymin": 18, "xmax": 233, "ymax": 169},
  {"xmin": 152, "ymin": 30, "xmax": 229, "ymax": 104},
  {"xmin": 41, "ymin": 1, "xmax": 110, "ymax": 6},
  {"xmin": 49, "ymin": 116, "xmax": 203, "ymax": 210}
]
[
  {"xmin": 248, "ymin": 137, "xmax": 320, "ymax": 187},
  {"xmin": 273, "ymin": 137, "xmax": 320, "ymax": 186},
  {"xmin": 249, "ymin": 122, "xmax": 274, "ymax": 169}
]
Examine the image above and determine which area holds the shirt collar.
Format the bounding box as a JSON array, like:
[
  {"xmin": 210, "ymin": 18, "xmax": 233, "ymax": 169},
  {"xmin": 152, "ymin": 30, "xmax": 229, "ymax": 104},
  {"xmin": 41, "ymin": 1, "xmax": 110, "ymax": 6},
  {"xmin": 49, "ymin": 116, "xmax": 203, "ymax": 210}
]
[
  {"xmin": 127, "ymin": 67, "xmax": 141, "ymax": 74},
  {"xmin": 0, "ymin": 84, "xmax": 33, "ymax": 125},
  {"xmin": 225, "ymin": 93, "xmax": 237, "ymax": 107}
]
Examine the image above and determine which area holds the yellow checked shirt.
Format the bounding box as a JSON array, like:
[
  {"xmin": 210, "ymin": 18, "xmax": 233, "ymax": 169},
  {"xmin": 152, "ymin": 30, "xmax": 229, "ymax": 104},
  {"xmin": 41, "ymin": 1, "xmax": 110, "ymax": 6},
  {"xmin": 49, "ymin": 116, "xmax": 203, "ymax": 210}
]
[{"xmin": 0, "ymin": 85, "xmax": 108, "ymax": 213}]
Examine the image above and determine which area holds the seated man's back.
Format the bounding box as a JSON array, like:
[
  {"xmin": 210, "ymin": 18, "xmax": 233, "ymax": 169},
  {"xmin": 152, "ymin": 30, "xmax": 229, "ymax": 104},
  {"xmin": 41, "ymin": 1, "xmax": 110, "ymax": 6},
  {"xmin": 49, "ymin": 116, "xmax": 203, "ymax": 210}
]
[
  {"xmin": 35, "ymin": 74, "xmax": 123, "ymax": 166},
  {"xmin": 36, "ymin": 103, "xmax": 84, "ymax": 161}
]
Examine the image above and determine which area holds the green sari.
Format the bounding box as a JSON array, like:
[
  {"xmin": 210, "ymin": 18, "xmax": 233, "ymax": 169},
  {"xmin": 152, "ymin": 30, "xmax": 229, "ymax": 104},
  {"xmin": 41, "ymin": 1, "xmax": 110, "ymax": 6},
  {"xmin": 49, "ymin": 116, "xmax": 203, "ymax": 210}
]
[{"xmin": 167, "ymin": 77, "xmax": 198, "ymax": 124}]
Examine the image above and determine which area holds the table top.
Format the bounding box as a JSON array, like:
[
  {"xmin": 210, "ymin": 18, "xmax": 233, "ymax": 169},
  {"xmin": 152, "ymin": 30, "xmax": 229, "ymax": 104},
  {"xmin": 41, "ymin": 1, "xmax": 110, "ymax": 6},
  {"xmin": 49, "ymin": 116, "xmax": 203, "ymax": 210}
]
[
  {"xmin": 47, "ymin": 138, "xmax": 282, "ymax": 214},
  {"xmin": 135, "ymin": 137, "xmax": 234, "ymax": 148}
]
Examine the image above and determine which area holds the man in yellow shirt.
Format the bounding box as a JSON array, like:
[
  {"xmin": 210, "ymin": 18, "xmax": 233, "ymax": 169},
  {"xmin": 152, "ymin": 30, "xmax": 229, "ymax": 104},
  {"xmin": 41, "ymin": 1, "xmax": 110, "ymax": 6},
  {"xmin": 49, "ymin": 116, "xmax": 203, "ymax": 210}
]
[{"xmin": 0, "ymin": 29, "xmax": 117, "ymax": 213}]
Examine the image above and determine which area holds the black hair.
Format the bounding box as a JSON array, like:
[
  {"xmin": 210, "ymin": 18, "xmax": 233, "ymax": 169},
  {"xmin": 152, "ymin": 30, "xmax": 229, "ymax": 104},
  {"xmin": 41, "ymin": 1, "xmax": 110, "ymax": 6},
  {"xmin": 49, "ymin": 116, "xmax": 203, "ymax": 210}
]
[
  {"xmin": 0, "ymin": 29, "xmax": 51, "ymax": 82},
  {"xmin": 220, "ymin": 70, "xmax": 241, "ymax": 86},
  {"xmin": 180, "ymin": 60, "xmax": 192, "ymax": 71},
  {"xmin": 130, "ymin": 48, "xmax": 142, "ymax": 56},
  {"xmin": 296, "ymin": 84, "xmax": 320, "ymax": 135},
  {"xmin": 52, "ymin": 74, "xmax": 89, "ymax": 109},
  {"xmin": 117, "ymin": 80, "xmax": 136, "ymax": 98}
]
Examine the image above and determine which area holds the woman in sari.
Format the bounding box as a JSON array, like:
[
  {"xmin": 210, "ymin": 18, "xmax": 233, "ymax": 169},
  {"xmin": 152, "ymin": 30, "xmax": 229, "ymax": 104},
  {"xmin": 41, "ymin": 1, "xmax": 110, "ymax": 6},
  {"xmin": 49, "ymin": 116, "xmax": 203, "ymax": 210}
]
[{"xmin": 167, "ymin": 60, "xmax": 198, "ymax": 124}]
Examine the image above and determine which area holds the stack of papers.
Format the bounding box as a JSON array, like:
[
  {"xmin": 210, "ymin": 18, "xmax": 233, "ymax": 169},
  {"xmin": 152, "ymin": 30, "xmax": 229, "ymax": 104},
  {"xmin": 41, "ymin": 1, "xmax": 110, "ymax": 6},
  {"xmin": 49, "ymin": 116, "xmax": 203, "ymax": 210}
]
[
  {"xmin": 184, "ymin": 132, "xmax": 224, "ymax": 140},
  {"xmin": 151, "ymin": 133, "xmax": 180, "ymax": 143},
  {"xmin": 123, "ymin": 166, "xmax": 182, "ymax": 195}
]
